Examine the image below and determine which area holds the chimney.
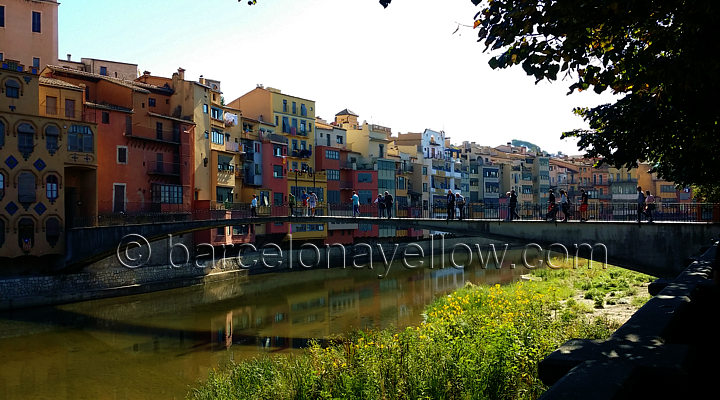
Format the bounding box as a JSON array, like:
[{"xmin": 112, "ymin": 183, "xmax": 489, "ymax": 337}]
[
  {"xmin": 67, "ymin": 54, "xmax": 71, "ymax": 61},
  {"xmin": 177, "ymin": 67, "xmax": 185, "ymax": 80},
  {"xmin": 143, "ymin": 70, "xmax": 151, "ymax": 76}
]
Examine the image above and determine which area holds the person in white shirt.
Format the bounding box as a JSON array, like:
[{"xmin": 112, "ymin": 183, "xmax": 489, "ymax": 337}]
[
  {"xmin": 644, "ymin": 190, "xmax": 656, "ymax": 223},
  {"xmin": 250, "ymin": 195, "xmax": 258, "ymax": 217}
]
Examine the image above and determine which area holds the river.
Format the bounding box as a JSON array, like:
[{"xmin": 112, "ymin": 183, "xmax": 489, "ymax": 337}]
[{"xmin": 0, "ymin": 251, "xmax": 530, "ymax": 399}]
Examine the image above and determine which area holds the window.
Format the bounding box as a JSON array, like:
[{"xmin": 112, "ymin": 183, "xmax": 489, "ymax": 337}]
[
  {"xmin": 358, "ymin": 173, "xmax": 373, "ymax": 183},
  {"xmin": 282, "ymin": 116, "xmax": 290, "ymax": 133},
  {"xmin": 18, "ymin": 218, "xmax": 34, "ymax": 251},
  {"xmin": 0, "ymin": 172, "xmax": 4, "ymax": 200},
  {"xmin": 45, "ymin": 96, "xmax": 57, "ymax": 115},
  {"xmin": 67, "ymin": 125, "xmax": 93, "ymax": 152},
  {"xmin": 45, "ymin": 124, "xmax": 59, "ymax": 155},
  {"xmin": 328, "ymin": 190, "xmax": 340, "ymax": 204},
  {"xmin": 32, "ymin": 11, "xmax": 41, "ymax": 33},
  {"xmin": 423, "ymin": 183, "xmax": 428, "ymax": 192},
  {"xmin": 325, "ymin": 150, "xmax": 340, "ymax": 160},
  {"xmin": 0, "ymin": 120, "xmax": 5, "ymax": 147},
  {"xmin": 156, "ymin": 122, "xmax": 163, "ymax": 140},
  {"xmin": 397, "ymin": 177, "xmax": 406, "ymax": 190},
  {"xmin": 101, "ymin": 111, "xmax": 109, "ymax": 124},
  {"xmin": 300, "ymin": 103, "xmax": 307, "ymax": 116},
  {"xmin": 336, "ymin": 136, "xmax": 343, "ymax": 144},
  {"xmin": 273, "ymin": 145, "xmax": 283, "ymax": 156},
  {"xmin": 300, "ymin": 120, "xmax": 306, "ymax": 133},
  {"xmin": 5, "ymin": 79, "xmax": 20, "ymax": 98},
  {"xmin": 282, "ymin": 100, "xmax": 288, "ymax": 112},
  {"xmin": 18, "ymin": 123, "xmax": 35, "ymax": 158},
  {"xmin": 203, "ymin": 104, "xmax": 208, "ymax": 114},
  {"xmin": 18, "ymin": 172, "xmax": 36, "ymax": 207},
  {"xmin": 326, "ymin": 169, "xmax": 340, "ymax": 180},
  {"xmin": 125, "ymin": 116, "xmax": 132, "ymax": 135},
  {"xmin": 211, "ymin": 129, "xmax": 224, "ymax": 145},
  {"xmin": 292, "ymin": 102, "xmax": 297, "ymax": 114},
  {"xmin": 273, "ymin": 192, "xmax": 284, "ymax": 206},
  {"xmin": 152, "ymin": 183, "xmax": 183, "ymax": 204},
  {"xmin": 148, "ymin": 98, "xmax": 156, "ymax": 107},
  {"xmin": 46, "ymin": 175, "xmax": 58, "ymax": 202},
  {"xmin": 65, "ymin": 99, "xmax": 75, "ymax": 118},
  {"xmin": 117, "ymin": 146, "xmax": 127, "ymax": 164},
  {"xmin": 99, "ymin": 66, "xmax": 107, "ymax": 76},
  {"xmin": 32, "ymin": 58, "xmax": 40, "ymax": 68},
  {"xmin": 273, "ymin": 165, "xmax": 283, "ymax": 178},
  {"xmin": 46, "ymin": 217, "xmax": 61, "ymax": 247},
  {"xmin": 211, "ymin": 107, "xmax": 222, "ymax": 120},
  {"xmin": 0, "ymin": 6, "xmax": 4, "ymax": 27},
  {"xmin": 422, "ymin": 166, "xmax": 428, "ymax": 175}
]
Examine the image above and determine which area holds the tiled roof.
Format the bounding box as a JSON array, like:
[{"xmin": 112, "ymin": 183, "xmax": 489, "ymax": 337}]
[
  {"xmin": 335, "ymin": 108, "xmax": 359, "ymax": 117},
  {"xmin": 46, "ymin": 65, "xmax": 153, "ymax": 93},
  {"xmin": 38, "ymin": 76, "xmax": 83, "ymax": 91}
]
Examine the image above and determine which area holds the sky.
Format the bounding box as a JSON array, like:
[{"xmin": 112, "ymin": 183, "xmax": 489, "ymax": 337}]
[{"xmin": 57, "ymin": 0, "xmax": 618, "ymax": 155}]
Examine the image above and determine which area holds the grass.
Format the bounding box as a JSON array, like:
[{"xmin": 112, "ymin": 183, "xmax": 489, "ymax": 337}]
[{"xmin": 188, "ymin": 261, "xmax": 653, "ymax": 400}]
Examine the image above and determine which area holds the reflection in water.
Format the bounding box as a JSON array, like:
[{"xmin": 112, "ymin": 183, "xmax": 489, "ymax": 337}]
[{"xmin": 0, "ymin": 250, "xmax": 533, "ymax": 399}]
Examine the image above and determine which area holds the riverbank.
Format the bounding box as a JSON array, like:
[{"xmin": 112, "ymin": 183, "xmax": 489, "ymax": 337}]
[{"xmin": 188, "ymin": 260, "xmax": 653, "ymax": 400}]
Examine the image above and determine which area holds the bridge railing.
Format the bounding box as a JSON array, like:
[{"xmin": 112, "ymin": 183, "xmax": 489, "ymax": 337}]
[{"xmin": 70, "ymin": 201, "xmax": 720, "ymax": 228}]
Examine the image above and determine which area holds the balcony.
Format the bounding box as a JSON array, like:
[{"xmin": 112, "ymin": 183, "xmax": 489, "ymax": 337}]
[
  {"xmin": 126, "ymin": 125, "xmax": 181, "ymax": 145},
  {"xmin": 290, "ymin": 149, "xmax": 312, "ymax": 159},
  {"xmin": 147, "ymin": 161, "xmax": 180, "ymax": 176},
  {"xmin": 225, "ymin": 141, "xmax": 240, "ymax": 152}
]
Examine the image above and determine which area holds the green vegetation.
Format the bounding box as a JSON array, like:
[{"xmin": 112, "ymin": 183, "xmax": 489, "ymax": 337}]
[{"xmin": 189, "ymin": 262, "xmax": 652, "ymax": 400}]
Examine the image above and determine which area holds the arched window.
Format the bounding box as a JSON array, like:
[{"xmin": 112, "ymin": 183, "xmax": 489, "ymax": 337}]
[
  {"xmin": 5, "ymin": 79, "xmax": 20, "ymax": 98},
  {"xmin": 45, "ymin": 124, "xmax": 60, "ymax": 155},
  {"xmin": 18, "ymin": 218, "xmax": 34, "ymax": 252},
  {"xmin": 46, "ymin": 217, "xmax": 60, "ymax": 247},
  {"xmin": 0, "ymin": 172, "xmax": 4, "ymax": 201},
  {"xmin": 46, "ymin": 175, "xmax": 58, "ymax": 202},
  {"xmin": 18, "ymin": 172, "xmax": 36, "ymax": 208},
  {"xmin": 17, "ymin": 123, "xmax": 35, "ymax": 159}
]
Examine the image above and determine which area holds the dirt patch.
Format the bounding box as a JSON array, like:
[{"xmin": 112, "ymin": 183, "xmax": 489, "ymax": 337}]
[{"xmin": 577, "ymin": 282, "xmax": 651, "ymax": 324}]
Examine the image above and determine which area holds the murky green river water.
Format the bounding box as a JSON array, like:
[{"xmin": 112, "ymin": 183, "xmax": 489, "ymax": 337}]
[{"xmin": 0, "ymin": 252, "xmax": 529, "ymax": 399}]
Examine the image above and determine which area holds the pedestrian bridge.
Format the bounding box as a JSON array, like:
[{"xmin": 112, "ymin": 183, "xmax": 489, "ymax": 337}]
[{"xmin": 66, "ymin": 216, "xmax": 720, "ymax": 278}]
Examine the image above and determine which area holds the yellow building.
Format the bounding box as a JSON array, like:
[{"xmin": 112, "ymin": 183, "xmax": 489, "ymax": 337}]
[
  {"xmin": 0, "ymin": 61, "xmax": 97, "ymax": 260},
  {"xmin": 230, "ymin": 86, "xmax": 327, "ymax": 242},
  {"xmin": 0, "ymin": 0, "xmax": 59, "ymax": 72}
]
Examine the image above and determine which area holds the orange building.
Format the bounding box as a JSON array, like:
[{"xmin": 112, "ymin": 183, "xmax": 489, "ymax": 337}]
[
  {"xmin": 0, "ymin": 0, "xmax": 59, "ymax": 72},
  {"xmin": 41, "ymin": 66, "xmax": 194, "ymax": 215}
]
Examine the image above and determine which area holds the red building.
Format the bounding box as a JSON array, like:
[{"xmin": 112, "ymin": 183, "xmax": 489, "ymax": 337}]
[
  {"xmin": 42, "ymin": 66, "xmax": 194, "ymax": 215},
  {"xmin": 261, "ymin": 129, "xmax": 291, "ymax": 239}
]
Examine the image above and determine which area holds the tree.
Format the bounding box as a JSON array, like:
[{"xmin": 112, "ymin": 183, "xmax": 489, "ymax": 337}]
[{"xmin": 471, "ymin": 0, "xmax": 720, "ymax": 189}]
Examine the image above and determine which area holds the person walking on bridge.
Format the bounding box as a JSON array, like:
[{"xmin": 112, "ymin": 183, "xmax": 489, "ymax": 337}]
[
  {"xmin": 250, "ymin": 194, "xmax": 258, "ymax": 217},
  {"xmin": 509, "ymin": 189, "xmax": 520, "ymax": 221},
  {"xmin": 446, "ymin": 190, "xmax": 455, "ymax": 220},
  {"xmin": 579, "ymin": 189, "xmax": 589, "ymax": 222},
  {"xmin": 375, "ymin": 194, "xmax": 385, "ymax": 219},
  {"xmin": 351, "ymin": 191, "xmax": 360, "ymax": 217},
  {"xmin": 456, "ymin": 192, "xmax": 466, "ymax": 220},
  {"xmin": 384, "ymin": 191, "xmax": 394, "ymax": 219},
  {"xmin": 545, "ymin": 189, "xmax": 558, "ymax": 222},
  {"xmin": 644, "ymin": 190, "xmax": 656, "ymax": 223},
  {"xmin": 636, "ymin": 186, "xmax": 646, "ymax": 223},
  {"xmin": 560, "ymin": 189, "xmax": 570, "ymax": 222},
  {"xmin": 288, "ymin": 193, "xmax": 296, "ymax": 217}
]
